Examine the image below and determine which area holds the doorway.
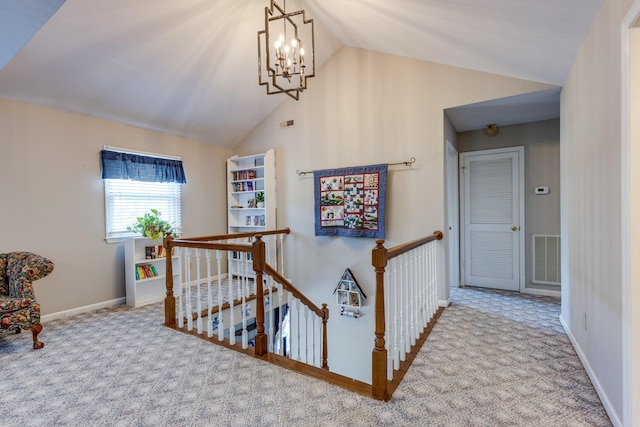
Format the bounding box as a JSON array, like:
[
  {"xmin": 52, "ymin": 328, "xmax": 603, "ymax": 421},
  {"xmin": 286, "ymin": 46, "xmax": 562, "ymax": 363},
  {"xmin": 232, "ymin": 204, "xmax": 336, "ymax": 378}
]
[{"xmin": 459, "ymin": 146, "xmax": 524, "ymax": 292}]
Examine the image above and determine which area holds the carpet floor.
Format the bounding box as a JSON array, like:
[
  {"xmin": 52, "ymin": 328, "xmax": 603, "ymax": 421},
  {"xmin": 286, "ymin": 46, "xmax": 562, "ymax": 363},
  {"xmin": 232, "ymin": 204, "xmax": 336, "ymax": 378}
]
[{"xmin": 0, "ymin": 286, "xmax": 611, "ymax": 426}]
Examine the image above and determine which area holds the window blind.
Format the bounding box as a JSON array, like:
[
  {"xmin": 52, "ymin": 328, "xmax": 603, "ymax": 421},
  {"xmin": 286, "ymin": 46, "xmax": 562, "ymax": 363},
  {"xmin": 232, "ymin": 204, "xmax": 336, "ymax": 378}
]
[{"xmin": 104, "ymin": 179, "xmax": 182, "ymax": 239}]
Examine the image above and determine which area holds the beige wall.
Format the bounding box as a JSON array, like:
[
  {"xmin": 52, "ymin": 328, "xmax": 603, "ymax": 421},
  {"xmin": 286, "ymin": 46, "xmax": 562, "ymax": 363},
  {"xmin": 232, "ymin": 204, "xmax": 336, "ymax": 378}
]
[
  {"xmin": 0, "ymin": 98, "xmax": 232, "ymax": 315},
  {"xmin": 561, "ymin": 0, "xmax": 637, "ymax": 424},
  {"xmin": 457, "ymin": 119, "xmax": 560, "ymax": 293},
  {"xmin": 235, "ymin": 46, "xmax": 554, "ymax": 383}
]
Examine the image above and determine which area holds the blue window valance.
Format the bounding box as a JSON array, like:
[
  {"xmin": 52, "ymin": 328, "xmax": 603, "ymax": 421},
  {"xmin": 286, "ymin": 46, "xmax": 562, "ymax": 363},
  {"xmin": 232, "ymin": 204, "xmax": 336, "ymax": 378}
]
[{"xmin": 100, "ymin": 150, "xmax": 187, "ymax": 183}]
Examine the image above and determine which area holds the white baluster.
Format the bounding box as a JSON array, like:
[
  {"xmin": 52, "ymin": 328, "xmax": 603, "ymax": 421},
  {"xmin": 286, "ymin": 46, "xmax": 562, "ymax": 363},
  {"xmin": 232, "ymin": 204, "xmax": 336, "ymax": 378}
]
[
  {"xmin": 206, "ymin": 249, "xmax": 213, "ymax": 338},
  {"xmin": 195, "ymin": 249, "xmax": 202, "ymax": 334},
  {"xmin": 177, "ymin": 248, "xmax": 185, "ymax": 329},
  {"xmin": 313, "ymin": 313, "xmax": 318, "ymax": 367},
  {"xmin": 228, "ymin": 250, "xmax": 236, "ymax": 346},
  {"xmin": 277, "ymin": 285, "xmax": 284, "ymax": 356},
  {"xmin": 431, "ymin": 241, "xmax": 438, "ymax": 315},
  {"xmin": 420, "ymin": 245, "xmax": 426, "ymax": 328},
  {"xmin": 266, "ymin": 235, "xmax": 273, "ymax": 265},
  {"xmin": 386, "ymin": 267, "xmax": 393, "ymax": 380},
  {"xmin": 404, "ymin": 253, "xmax": 411, "ymax": 354},
  {"xmin": 317, "ymin": 312, "xmax": 322, "ymax": 367},
  {"xmin": 424, "ymin": 244, "xmax": 430, "ymax": 320},
  {"xmin": 279, "ymin": 233, "xmax": 285, "ymax": 277},
  {"xmin": 392, "ymin": 259, "xmax": 399, "ymax": 371},
  {"xmin": 185, "ymin": 249, "xmax": 193, "ymax": 331},
  {"xmin": 413, "ymin": 249, "xmax": 420, "ymax": 339},
  {"xmin": 236, "ymin": 248, "xmax": 242, "ymax": 301},
  {"xmin": 398, "ymin": 255, "xmax": 405, "ymax": 362},
  {"xmin": 216, "ymin": 250, "xmax": 224, "ymax": 341},
  {"xmin": 267, "ymin": 275, "xmax": 274, "ymax": 352},
  {"xmin": 407, "ymin": 251, "xmax": 417, "ymax": 352},
  {"xmin": 241, "ymin": 252, "xmax": 248, "ymax": 349},
  {"xmin": 304, "ymin": 305, "xmax": 309, "ymax": 364},
  {"xmin": 289, "ymin": 293, "xmax": 298, "ymax": 360}
]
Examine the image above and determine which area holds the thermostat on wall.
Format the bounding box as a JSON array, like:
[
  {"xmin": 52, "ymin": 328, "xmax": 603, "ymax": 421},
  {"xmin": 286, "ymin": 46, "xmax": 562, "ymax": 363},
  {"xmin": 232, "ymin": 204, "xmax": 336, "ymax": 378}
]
[{"xmin": 534, "ymin": 186, "xmax": 550, "ymax": 195}]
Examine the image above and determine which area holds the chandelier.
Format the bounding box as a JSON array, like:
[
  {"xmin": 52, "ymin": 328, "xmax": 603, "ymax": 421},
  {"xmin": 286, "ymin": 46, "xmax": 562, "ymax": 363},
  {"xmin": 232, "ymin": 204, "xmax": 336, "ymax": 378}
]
[{"xmin": 258, "ymin": 0, "xmax": 315, "ymax": 101}]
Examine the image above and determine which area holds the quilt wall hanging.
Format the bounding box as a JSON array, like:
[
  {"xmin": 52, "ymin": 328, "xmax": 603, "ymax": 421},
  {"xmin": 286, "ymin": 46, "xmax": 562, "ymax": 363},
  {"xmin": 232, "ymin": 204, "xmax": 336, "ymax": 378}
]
[{"xmin": 313, "ymin": 163, "xmax": 388, "ymax": 238}]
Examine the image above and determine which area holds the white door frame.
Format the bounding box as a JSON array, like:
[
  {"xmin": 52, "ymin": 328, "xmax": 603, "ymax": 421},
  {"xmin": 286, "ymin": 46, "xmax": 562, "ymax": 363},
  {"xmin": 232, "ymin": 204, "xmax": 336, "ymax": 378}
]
[
  {"xmin": 621, "ymin": 2, "xmax": 640, "ymax": 423},
  {"xmin": 459, "ymin": 146, "xmax": 525, "ymax": 292},
  {"xmin": 446, "ymin": 141, "xmax": 460, "ymax": 294}
]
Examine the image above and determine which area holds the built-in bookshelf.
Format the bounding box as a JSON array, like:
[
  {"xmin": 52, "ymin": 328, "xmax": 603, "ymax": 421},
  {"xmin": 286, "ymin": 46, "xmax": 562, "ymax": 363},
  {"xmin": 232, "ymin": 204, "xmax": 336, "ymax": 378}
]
[
  {"xmin": 227, "ymin": 149, "xmax": 276, "ymax": 233},
  {"xmin": 124, "ymin": 237, "xmax": 181, "ymax": 308},
  {"xmin": 227, "ymin": 149, "xmax": 276, "ymax": 278}
]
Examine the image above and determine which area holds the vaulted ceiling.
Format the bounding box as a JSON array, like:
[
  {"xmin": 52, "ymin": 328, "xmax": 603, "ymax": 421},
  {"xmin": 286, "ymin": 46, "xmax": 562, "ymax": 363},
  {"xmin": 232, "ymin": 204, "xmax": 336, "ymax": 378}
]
[{"xmin": 0, "ymin": 0, "xmax": 602, "ymax": 147}]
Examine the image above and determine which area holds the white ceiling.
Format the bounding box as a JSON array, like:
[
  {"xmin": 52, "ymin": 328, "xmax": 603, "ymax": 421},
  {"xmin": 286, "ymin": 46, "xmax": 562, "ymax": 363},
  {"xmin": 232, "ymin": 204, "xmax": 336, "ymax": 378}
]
[{"xmin": 0, "ymin": 0, "xmax": 602, "ymax": 147}]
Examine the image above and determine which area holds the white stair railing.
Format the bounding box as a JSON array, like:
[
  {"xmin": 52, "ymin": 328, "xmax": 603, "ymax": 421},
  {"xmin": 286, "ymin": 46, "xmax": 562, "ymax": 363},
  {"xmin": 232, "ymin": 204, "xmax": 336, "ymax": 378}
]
[
  {"xmin": 165, "ymin": 229, "xmax": 328, "ymax": 370},
  {"xmin": 372, "ymin": 231, "xmax": 444, "ymax": 400}
]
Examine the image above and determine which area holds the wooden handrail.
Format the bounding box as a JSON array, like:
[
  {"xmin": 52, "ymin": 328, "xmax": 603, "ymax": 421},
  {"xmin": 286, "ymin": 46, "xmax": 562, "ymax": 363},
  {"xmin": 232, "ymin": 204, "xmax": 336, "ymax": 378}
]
[
  {"xmin": 384, "ymin": 230, "xmax": 444, "ymax": 260},
  {"xmin": 176, "ymin": 227, "xmax": 291, "ymax": 242},
  {"xmin": 371, "ymin": 230, "xmax": 444, "ymax": 400},
  {"xmin": 264, "ymin": 264, "xmax": 326, "ymax": 319}
]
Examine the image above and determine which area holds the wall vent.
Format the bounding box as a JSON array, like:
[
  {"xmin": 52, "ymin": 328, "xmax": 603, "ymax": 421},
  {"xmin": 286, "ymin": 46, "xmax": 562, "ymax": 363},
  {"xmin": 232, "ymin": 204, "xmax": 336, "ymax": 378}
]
[
  {"xmin": 280, "ymin": 119, "xmax": 295, "ymax": 128},
  {"xmin": 532, "ymin": 234, "xmax": 560, "ymax": 285}
]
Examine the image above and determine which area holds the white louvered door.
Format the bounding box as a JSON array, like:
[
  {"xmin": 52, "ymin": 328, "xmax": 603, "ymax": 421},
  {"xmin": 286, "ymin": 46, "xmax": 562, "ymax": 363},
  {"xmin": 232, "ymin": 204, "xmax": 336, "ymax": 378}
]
[{"xmin": 460, "ymin": 147, "xmax": 524, "ymax": 291}]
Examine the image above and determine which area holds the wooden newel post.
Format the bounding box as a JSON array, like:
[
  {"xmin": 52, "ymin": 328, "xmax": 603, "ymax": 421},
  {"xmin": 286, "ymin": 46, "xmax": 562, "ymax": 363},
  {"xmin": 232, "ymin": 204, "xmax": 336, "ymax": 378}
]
[
  {"xmin": 253, "ymin": 235, "xmax": 268, "ymax": 356},
  {"xmin": 164, "ymin": 233, "xmax": 176, "ymax": 327},
  {"xmin": 321, "ymin": 303, "xmax": 329, "ymax": 370},
  {"xmin": 372, "ymin": 239, "xmax": 389, "ymax": 400}
]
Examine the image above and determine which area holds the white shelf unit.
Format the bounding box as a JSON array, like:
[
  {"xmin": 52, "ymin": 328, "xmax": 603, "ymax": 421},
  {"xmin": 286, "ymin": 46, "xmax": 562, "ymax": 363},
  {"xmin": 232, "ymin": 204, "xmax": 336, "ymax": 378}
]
[
  {"xmin": 124, "ymin": 237, "xmax": 181, "ymax": 308},
  {"xmin": 227, "ymin": 149, "xmax": 276, "ymax": 279}
]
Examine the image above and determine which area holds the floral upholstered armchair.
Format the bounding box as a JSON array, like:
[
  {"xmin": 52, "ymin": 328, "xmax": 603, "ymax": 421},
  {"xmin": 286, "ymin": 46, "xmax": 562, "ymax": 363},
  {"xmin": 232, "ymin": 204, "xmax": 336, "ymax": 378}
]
[{"xmin": 0, "ymin": 252, "xmax": 54, "ymax": 349}]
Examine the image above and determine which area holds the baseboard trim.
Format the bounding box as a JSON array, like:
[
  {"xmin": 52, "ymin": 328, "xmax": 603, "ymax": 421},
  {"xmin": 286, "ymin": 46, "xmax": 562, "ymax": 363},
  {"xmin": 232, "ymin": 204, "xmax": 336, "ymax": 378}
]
[
  {"xmin": 559, "ymin": 314, "xmax": 622, "ymax": 426},
  {"xmin": 523, "ymin": 288, "xmax": 561, "ymax": 298},
  {"xmin": 439, "ymin": 298, "xmax": 451, "ymax": 307},
  {"xmin": 41, "ymin": 297, "xmax": 126, "ymax": 323}
]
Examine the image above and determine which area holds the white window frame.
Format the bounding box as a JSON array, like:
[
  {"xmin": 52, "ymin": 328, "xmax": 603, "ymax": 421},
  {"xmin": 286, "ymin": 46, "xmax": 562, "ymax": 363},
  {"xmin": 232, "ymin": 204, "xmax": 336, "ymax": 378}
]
[{"xmin": 103, "ymin": 148, "xmax": 183, "ymax": 243}]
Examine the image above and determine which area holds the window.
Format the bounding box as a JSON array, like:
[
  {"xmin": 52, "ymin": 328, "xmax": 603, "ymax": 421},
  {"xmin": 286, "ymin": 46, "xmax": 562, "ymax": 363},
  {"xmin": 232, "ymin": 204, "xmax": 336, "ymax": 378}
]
[
  {"xmin": 104, "ymin": 179, "xmax": 182, "ymax": 241},
  {"xmin": 101, "ymin": 148, "xmax": 186, "ymax": 242}
]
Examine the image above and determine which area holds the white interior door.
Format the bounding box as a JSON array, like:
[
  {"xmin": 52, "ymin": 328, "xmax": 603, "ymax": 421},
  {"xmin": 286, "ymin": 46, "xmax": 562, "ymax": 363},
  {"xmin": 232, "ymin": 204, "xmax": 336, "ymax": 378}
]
[{"xmin": 460, "ymin": 147, "xmax": 524, "ymax": 292}]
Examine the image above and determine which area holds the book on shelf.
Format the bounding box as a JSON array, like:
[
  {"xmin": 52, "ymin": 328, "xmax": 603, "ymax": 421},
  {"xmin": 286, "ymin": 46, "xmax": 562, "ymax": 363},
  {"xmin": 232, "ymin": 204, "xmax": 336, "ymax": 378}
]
[
  {"xmin": 232, "ymin": 169, "xmax": 257, "ymax": 182},
  {"xmin": 136, "ymin": 263, "xmax": 159, "ymax": 280},
  {"xmin": 145, "ymin": 245, "xmax": 165, "ymax": 259}
]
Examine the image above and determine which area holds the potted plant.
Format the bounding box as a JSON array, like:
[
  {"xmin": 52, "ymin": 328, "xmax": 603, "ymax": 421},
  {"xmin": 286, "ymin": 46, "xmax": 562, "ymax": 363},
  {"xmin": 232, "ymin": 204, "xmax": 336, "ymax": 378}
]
[
  {"xmin": 127, "ymin": 209, "xmax": 174, "ymax": 240},
  {"xmin": 255, "ymin": 192, "xmax": 265, "ymax": 208}
]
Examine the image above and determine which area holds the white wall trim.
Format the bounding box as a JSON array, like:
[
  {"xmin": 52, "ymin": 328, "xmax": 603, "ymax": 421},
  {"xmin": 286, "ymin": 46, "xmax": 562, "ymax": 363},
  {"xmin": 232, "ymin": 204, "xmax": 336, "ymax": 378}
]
[
  {"xmin": 438, "ymin": 298, "xmax": 451, "ymax": 307},
  {"xmin": 621, "ymin": 2, "xmax": 640, "ymax": 425},
  {"xmin": 560, "ymin": 314, "xmax": 622, "ymax": 426},
  {"xmin": 522, "ymin": 288, "xmax": 560, "ymax": 298},
  {"xmin": 41, "ymin": 297, "xmax": 126, "ymax": 323}
]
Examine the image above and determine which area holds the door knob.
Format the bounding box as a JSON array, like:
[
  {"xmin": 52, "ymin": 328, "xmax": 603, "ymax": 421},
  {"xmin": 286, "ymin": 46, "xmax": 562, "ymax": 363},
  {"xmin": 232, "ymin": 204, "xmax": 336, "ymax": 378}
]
[{"xmin": 511, "ymin": 226, "xmax": 519, "ymax": 231}]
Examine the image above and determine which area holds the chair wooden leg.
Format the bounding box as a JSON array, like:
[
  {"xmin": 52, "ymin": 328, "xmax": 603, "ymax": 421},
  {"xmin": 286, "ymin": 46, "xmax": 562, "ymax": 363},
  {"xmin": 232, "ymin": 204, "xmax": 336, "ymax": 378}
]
[{"xmin": 26, "ymin": 324, "xmax": 44, "ymax": 349}]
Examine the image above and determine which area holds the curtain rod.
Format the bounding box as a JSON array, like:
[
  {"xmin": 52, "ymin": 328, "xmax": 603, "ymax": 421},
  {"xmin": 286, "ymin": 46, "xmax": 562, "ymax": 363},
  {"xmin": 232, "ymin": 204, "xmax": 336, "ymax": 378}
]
[
  {"xmin": 295, "ymin": 157, "xmax": 416, "ymax": 176},
  {"xmin": 102, "ymin": 145, "xmax": 181, "ymax": 161}
]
